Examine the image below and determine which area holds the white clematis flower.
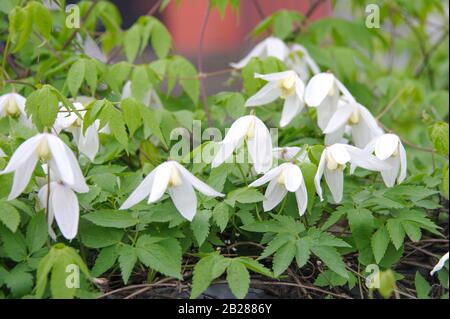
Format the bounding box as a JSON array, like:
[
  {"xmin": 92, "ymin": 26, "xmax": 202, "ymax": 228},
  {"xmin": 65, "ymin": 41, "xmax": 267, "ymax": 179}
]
[
  {"xmin": 355, "ymin": 134, "xmax": 407, "ymax": 187},
  {"xmin": 315, "ymin": 143, "xmax": 390, "ymax": 203},
  {"xmin": 230, "ymin": 37, "xmax": 290, "ymax": 69},
  {"xmin": 0, "ymin": 93, "xmax": 32, "ymax": 127},
  {"xmin": 323, "ymin": 97, "xmax": 384, "ymax": 147},
  {"xmin": 430, "ymin": 252, "xmax": 449, "ymax": 276},
  {"xmin": 38, "ymin": 180, "xmax": 80, "ymax": 240},
  {"xmin": 212, "ymin": 115, "xmax": 273, "ymax": 174},
  {"xmin": 245, "ymin": 71, "xmax": 306, "ymax": 127},
  {"xmin": 121, "ymin": 81, "xmax": 163, "ymax": 109},
  {"xmin": 273, "ymin": 146, "xmax": 309, "ymax": 163},
  {"xmin": 55, "ymin": 103, "xmax": 100, "ymax": 161},
  {"xmin": 120, "ymin": 161, "xmax": 224, "ymax": 221},
  {"xmin": 0, "ymin": 133, "xmax": 89, "ymax": 200},
  {"xmin": 249, "ymin": 162, "xmax": 308, "ymax": 216},
  {"xmin": 304, "ymin": 73, "xmax": 356, "ymax": 132},
  {"xmin": 286, "ymin": 44, "xmax": 320, "ymax": 82}
]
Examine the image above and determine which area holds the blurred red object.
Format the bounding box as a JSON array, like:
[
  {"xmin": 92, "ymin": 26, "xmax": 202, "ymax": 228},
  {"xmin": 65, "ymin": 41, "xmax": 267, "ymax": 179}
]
[{"xmin": 163, "ymin": 0, "xmax": 331, "ymax": 55}]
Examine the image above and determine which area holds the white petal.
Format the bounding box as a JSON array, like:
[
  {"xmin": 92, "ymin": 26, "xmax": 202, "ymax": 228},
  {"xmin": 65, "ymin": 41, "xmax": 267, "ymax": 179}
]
[
  {"xmin": 247, "ymin": 117, "xmax": 273, "ymax": 173},
  {"xmin": 172, "ymin": 161, "xmax": 224, "ymax": 197},
  {"xmin": 430, "ymin": 252, "xmax": 449, "ymax": 276},
  {"xmin": 328, "ymin": 144, "xmax": 351, "ymax": 165},
  {"xmin": 8, "ymin": 156, "xmax": 38, "ymax": 200},
  {"xmin": 295, "ymin": 180, "xmax": 308, "ymax": 216},
  {"xmin": 350, "ymin": 139, "xmax": 376, "ymax": 174},
  {"xmin": 284, "ymin": 163, "xmax": 303, "ymax": 192},
  {"xmin": 324, "ymin": 168, "xmax": 344, "ymax": 203},
  {"xmin": 212, "ymin": 116, "xmax": 252, "ymax": 168},
  {"xmin": 325, "ymin": 125, "xmax": 346, "ymax": 145},
  {"xmin": 230, "ymin": 40, "xmax": 267, "ymax": 69},
  {"xmin": 280, "ymin": 95, "xmax": 304, "ymax": 127},
  {"xmin": 169, "ymin": 176, "xmax": 197, "ymax": 221},
  {"xmin": 345, "ymin": 144, "xmax": 390, "ymax": 171},
  {"xmin": 84, "ymin": 34, "xmax": 107, "ymax": 63},
  {"xmin": 265, "ymin": 37, "xmax": 290, "ymax": 61},
  {"xmin": 249, "ymin": 165, "xmax": 283, "ymax": 187},
  {"xmin": 46, "ymin": 134, "xmax": 75, "ymax": 186},
  {"xmin": 78, "ymin": 123, "xmax": 99, "ymax": 160},
  {"xmin": 314, "ymin": 151, "xmax": 327, "ymax": 201},
  {"xmin": 263, "ymin": 179, "xmax": 287, "ymax": 211},
  {"xmin": 121, "ymin": 81, "xmax": 132, "ymax": 100},
  {"xmin": 304, "ymin": 73, "xmax": 335, "ymax": 106},
  {"xmin": 0, "ymin": 134, "xmax": 42, "ymax": 174},
  {"xmin": 148, "ymin": 162, "xmax": 172, "ymax": 203},
  {"xmin": 398, "ymin": 142, "xmax": 407, "ymax": 184},
  {"xmin": 120, "ymin": 170, "xmax": 155, "ymax": 209},
  {"xmin": 323, "ymin": 103, "xmax": 354, "ymax": 134},
  {"xmin": 273, "ymin": 147, "xmax": 302, "ymax": 161},
  {"xmin": 52, "ymin": 183, "xmax": 79, "ymax": 240},
  {"xmin": 316, "ymin": 93, "xmax": 339, "ymax": 130},
  {"xmin": 334, "ymin": 78, "xmax": 356, "ymax": 104},
  {"xmin": 255, "ymin": 70, "xmax": 297, "ymax": 82},
  {"xmin": 375, "ymin": 134, "xmax": 400, "ymax": 160},
  {"xmin": 380, "ymin": 156, "xmax": 400, "ymax": 188},
  {"xmin": 245, "ymin": 82, "xmax": 281, "ymax": 107}
]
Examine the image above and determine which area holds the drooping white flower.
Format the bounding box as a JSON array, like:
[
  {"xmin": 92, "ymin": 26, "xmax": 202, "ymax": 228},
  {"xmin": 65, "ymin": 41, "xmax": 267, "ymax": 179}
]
[
  {"xmin": 273, "ymin": 146, "xmax": 309, "ymax": 163},
  {"xmin": 121, "ymin": 81, "xmax": 163, "ymax": 109},
  {"xmin": 323, "ymin": 97, "xmax": 384, "ymax": 147},
  {"xmin": 212, "ymin": 115, "xmax": 273, "ymax": 174},
  {"xmin": 354, "ymin": 134, "xmax": 407, "ymax": 187},
  {"xmin": 304, "ymin": 73, "xmax": 356, "ymax": 132},
  {"xmin": 250, "ymin": 162, "xmax": 308, "ymax": 216},
  {"xmin": 314, "ymin": 143, "xmax": 390, "ymax": 203},
  {"xmin": 430, "ymin": 252, "xmax": 449, "ymax": 276},
  {"xmin": 38, "ymin": 180, "xmax": 80, "ymax": 240},
  {"xmin": 230, "ymin": 37, "xmax": 290, "ymax": 69},
  {"xmin": 0, "ymin": 93, "xmax": 32, "ymax": 127},
  {"xmin": 120, "ymin": 161, "xmax": 224, "ymax": 221},
  {"xmin": 0, "ymin": 133, "xmax": 89, "ymax": 200},
  {"xmin": 286, "ymin": 44, "xmax": 320, "ymax": 82},
  {"xmin": 55, "ymin": 103, "xmax": 100, "ymax": 161},
  {"xmin": 245, "ymin": 71, "xmax": 306, "ymax": 127},
  {"xmin": 76, "ymin": 34, "xmax": 107, "ymax": 63}
]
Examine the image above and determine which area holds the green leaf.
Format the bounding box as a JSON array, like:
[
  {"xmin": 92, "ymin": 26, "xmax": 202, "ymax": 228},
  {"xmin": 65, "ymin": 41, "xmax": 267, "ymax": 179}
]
[
  {"xmin": 299, "ymin": 162, "xmax": 317, "ymax": 212},
  {"xmin": 226, "ymin": 260, "xmax": 250, "ymax": 299},
  {"xmin": 191, "ymin": 210, "xmax": 211, "ymax": 246},
  {"xmin": 124, "ymin": 24, "xmax": 141, "ymax": 63},
  {"xmin": 212, "ymin": 202, "xmax": 230, "ymax": 232},
  {"xmin": 0, "ymin": 226, "xmax": 27, "ymax": 262},
  {"xmin": 79, "ymin": 221, "xmax": 124, "ymax": 248},
  {"xmin": 226, "ymin": 187, "xmax": 265, "ymax": 206},
  {"xmin": 151, "ymin": 19, "xmax": 172, "ymax": 58},
  {"xmin": 191, "ymin": 253, "xmax": 225, "ymax": 299},
  {"xmin": 30, "ymin": 1, "xmax": 52, "ymax": 39},
  {"xmin": 131, "ymin": 65, "xmax": 152, "ymax": 102},
  {"xmin": 121, "ymin": 98, "xmax": 142, "ymax": 136},
  {"xmin": 9, "ymin": 6, "xmax": 33, "ymax": 52},
  {"xmin": 401, "ymin": 221, "xmax": 422, "ymax": 242},
  {"xmin": 83, "ymin": 209, "xmax": 138, "ymax": 228},
  {"xmin": 295, "ymin": 238, "xmax": 310, "ymax": 268},
  {"xmin": 3, "ymin": 266, "xmax": 34, "ymax": 297},
  {"xmin": 386, "ymin": 219, "xmax": 405, "ymax": 250},
  {"xmin": 311, "ymin": 246, "xmax": 349, "ymax": 279},
  {"xmin": 84, "ymin": 59, "xmax": 98, "ymax": 95},
  {"xmin": 308, "ymin": 145, "xmax": 325, "ymax": 166},
  {"xmin": 428, "ymin": 121, "xmax": 449, "ymax": 156},
  {"xmin": 136, "ymin": 235, "xmax": 182, "ymax": 279},
  {"xmin": 91, "ymin": 246, "xmax": 118, "ymax": 277},
  {"xmin": 118, "ymin": 245, "xmax": 137, "ymax": 284},
  {"xmin": 168, "ymin": 56, "xmax": 200, "ymax": 105},
  {"xmin": 0, "ymin": 200, "xmax": 21, "ymax": 232},
  {"xmin": 272, "ymin": 241, "xmax": 296, "ymax": 277},
  {"xmin": 347, "ymin": 208, "xmax": 374, "ymax": 264},
  {"xmin": 26, "ymin": 211, "xmax": 47, "ymax": 254},
  {"xmin": 67, "ymin": 59, "xmax": 86, "ymax": 97},
  {"xmin": 371, "ymin": 226, "xmax": 390, "ymax": 264},
  {"xmin": 238, "ymin": 257, "xmax": 272, "ymax": 277},
  {"xmin": 273, "ymin": 10, "xmax": 293, "ymax": 39},
  {"xmin": 442, "ymin": 164, "xmax": 449, "ymax": 199},
  {"xmin": 415, "ymin": 271, "xmax": 431, "ymax": 299}
]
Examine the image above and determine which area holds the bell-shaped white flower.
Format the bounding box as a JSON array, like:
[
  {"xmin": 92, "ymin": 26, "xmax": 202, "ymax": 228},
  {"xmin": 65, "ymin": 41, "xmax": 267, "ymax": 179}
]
[
  {"xmin": 245, "ymin": 71, "xmax": 306, "ymax": 127},
  {"xmin": 273, "ymin": 146, "xmax": 309, "ymax": 163},
  {"xmin": 212, "ymin": 115, "xmax": 273, "ymax": 174},
  {"xmin": 286, "ymin": 44, "xmax": 320, "ymax": 82},
  {"xmin": 355, "ymin": 134, "xmax": 407, "ymax": 187},
  {"xmin": 249, "ymin": 162, "xmax": 308, "ymax": 216},
  {"xmin": 315, "ymin": 143, "xmax": 390, "ymax": 203},
  {"xmin": 121, "ymin": 81, "xmax": 163, "ymax": 109},
  {"xmin": 38, "ymin": 180, "xmax": 80, "ymax": 240},
  {"xmin": 304, "ymin": 73, "xmax": 355, "ymax": 131},
  {"xmin": 0, "ymin": 93, "xmax": 32, "ymax": 127},
  {"xmin": 430, "ymin": 252, "xmax": 449, "ymax": 276},
  {"xmin": 323, "ymin": 97, "xmax": 384, "ymax": 147},
  {"xmin": 120, "ymin": 161, "xmax": 224, "ymax": 221},
  {"xmin": 55, "ymin": 103, "xmax": 100, "ymax": 161},
  {"xmin": 230, "ymin": 37, "xmax": 290, "ymax": 69},
  {"xmin": 0, "ymin": 133, "xmax": 89, "ymax": 200}
]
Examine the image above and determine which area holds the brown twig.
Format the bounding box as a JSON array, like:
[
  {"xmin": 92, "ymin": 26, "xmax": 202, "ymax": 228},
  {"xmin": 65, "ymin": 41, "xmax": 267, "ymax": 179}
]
[
  {"xmin": 146, "ymin": 0, "xmax": 164, "ymax": 16},
  {"xmin": 251, "ymin": 0, "xmax": 265, "ymax": 20}
]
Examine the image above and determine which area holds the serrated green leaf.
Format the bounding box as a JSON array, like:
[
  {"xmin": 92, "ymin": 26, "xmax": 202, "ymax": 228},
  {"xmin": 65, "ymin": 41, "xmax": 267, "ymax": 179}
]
[
  {"xmin": 295, "ymin": 238, "xmax": 310, "ymax": 268},
  {"xmin": 415, "ymin": 271, "xmax": 431, "ymax": 299},
  {"xmin": 272, "ymin": 241, "xmax": 296, "ymax": 277},
  {"xmin": 311, "ymin": 246, "xmax": 348, "ymax": 279},
  {"xmin": 0, "ymin": 200, "xmax": 21, "ymax": 232},
  {"xmin": 386, "ymin": 219, "xmax": 405, "ymax": 250},
  {"xmin": 67, "ymin": 59, "xmax": 86, "ymax": 97},
  {"xmin": 371, "ymin": 225, "xmax": 390, "ymax": 264},
  {"xmin": 118, "ymin": 244, "xmax": 137, "ymax": 284},
  {"xmin": 191, "ymin": 210, "xmax": 211, "ymax": 246},
  {"xmin": 83, "ymin": 210, "xmax": 138, "ymax": 228},
  {"xmin": 212, "ymin": 202, "xmax": 230, "ymax": 232},
  {"xmin": 227, "ymin": 260, "xmax": 250, "ymax": 299},
  {"xmin": 26, "ymin": 211, "xmax": 47, "ymax": 254}
]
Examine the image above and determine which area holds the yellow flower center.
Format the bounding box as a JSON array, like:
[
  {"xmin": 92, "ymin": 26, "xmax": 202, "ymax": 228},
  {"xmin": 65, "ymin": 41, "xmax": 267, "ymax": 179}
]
[
  {"xmin": 348, "ymin": 109, "xmax": 360, "ymax": 125},
  {"xmin": 326, "ymin": 152, "xmax": 345, "ymax": 171},
  {"xmin": 245, "ymin": 118, "xmax": 256, "ymax": 140},
  {"xmin": 277, "ymin": 170, "xmax": 285, "ymax": 185},
  {"xmin": 6, "ymin": 96, "xmax": 20, "ymax": 117},
  {"xmin": 279, "ymin": 76, "xmax": 296, "ymax": 98},
  {"xmin": 392, "ymin": 147, "xmax": 399, "ymax": 157},
  {"xmin": 168, "ymin": 166, "xmax": 182, "ymax": 187},
  {"xmin": 37, "ymin": 138, "xmax": 52, "ymax": 161}
]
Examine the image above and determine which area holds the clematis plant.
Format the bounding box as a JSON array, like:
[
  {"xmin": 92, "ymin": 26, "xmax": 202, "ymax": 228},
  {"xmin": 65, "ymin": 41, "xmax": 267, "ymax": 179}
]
[
  {"xmin": 250, "ymin": 162, "xmax": 308, "ymax": 216},
  {"xmin": 212, "ymin": 114, "xmax": 273, "ymax": 174},
  {"xmin": 273, "ymin": 146, "xmax": 309, "ymax": 163},
  {"xmin": 121, "ymin": 81, "xmax": 163, "ymax": 109},
  {"xmin": 230, "ymin": 36, "xmax": 289, "ymax": 69},
  {"xmin": 314, "ymin": 143, "xmax": 390, "ymax": 203},
  {"xmin": 120, "ymin": 160, "xmax": 224, "ymax": 221},
  {"xmin": 0, "ymin": 92, "xmax": 32, "ymax": 126},
  {"xmin": 245, "ymin": 71, "xmax": 306, "ymax": 127},
  {"xmin": 0, "ymin": 133, "xmax": 88, "ymax": 200},
  {"xmin": 430, "ymin": 252, "xmax": 449, "ymax": 276},
  {"xmin": 286, "ymin": 44, "xmax": 320, "ymax": 82}
]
